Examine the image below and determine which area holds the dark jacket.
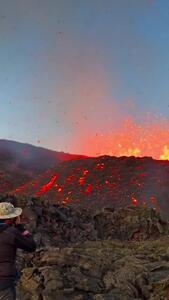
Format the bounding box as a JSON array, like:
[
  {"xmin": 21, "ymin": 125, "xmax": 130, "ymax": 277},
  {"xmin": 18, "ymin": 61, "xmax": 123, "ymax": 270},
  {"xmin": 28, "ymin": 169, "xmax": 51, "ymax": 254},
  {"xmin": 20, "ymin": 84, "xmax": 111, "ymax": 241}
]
[{"xmin": 0, "ymin": 223, "xmax": 36, "ymax": 289}]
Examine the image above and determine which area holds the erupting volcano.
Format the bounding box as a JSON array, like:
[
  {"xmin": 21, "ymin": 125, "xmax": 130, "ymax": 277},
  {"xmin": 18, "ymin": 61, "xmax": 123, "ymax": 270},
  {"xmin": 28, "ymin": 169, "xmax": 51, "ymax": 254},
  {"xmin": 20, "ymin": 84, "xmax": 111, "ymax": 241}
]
[{"xmin": 75, "ymin": 118, "xmax": 169, "ymax": 160}]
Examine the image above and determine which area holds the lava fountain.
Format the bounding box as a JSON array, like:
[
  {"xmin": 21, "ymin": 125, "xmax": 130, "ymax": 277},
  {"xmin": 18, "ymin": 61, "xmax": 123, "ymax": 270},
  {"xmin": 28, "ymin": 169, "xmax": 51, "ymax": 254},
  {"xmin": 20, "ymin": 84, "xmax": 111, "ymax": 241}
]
[{"xmin": 76, "ymin": 117, "xmax": 169, "ymax": 160}]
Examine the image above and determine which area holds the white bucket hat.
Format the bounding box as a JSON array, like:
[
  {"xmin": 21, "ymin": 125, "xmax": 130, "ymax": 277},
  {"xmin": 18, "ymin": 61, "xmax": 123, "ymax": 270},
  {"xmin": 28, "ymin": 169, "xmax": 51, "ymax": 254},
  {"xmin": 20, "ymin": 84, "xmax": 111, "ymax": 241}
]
[{"xmin": 0, "ymin": 202, "xmax": 22, "ymax": 219}]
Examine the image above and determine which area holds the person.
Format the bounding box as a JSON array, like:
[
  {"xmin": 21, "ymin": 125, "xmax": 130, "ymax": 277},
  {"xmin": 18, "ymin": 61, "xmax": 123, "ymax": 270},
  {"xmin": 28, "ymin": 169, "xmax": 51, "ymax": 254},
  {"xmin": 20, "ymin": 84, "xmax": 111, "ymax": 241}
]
[{"xmin": 0, "ymin": 202, "xmax": 36, "ymax": 300}]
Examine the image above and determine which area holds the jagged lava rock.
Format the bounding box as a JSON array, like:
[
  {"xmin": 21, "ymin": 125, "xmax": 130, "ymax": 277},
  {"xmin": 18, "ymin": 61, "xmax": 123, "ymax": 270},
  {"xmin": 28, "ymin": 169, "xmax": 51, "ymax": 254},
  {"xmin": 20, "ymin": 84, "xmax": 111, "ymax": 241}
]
[{"xmin": 1, "ymin": 197, "xmax": 169, "ymax": 299}]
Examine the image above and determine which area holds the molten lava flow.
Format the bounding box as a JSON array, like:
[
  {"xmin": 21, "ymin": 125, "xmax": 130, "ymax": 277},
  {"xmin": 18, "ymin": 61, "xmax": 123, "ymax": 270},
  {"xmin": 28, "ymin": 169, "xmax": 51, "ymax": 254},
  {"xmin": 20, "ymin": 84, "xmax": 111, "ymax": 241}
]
[
  {"xmin": 94, "ymin": 163, "xmax": 105, "ymax": 170},
  {"xmin": 35, "ymin": 174, "xmax": 58, "ymax": 197},
  {"xmin": 131, "ymin": 196, "xmax": 138, "ymax": 205},
  {"xmin": 78, "ymin": 177, "xmax": 85, "ymax": 185},
  {"xmin": 83, "ymin": 169, "xmax": 89, "ymax": 175},
  {"xmin": 85, "ymin": 183, "xmax": 93, "ymax": 194}
]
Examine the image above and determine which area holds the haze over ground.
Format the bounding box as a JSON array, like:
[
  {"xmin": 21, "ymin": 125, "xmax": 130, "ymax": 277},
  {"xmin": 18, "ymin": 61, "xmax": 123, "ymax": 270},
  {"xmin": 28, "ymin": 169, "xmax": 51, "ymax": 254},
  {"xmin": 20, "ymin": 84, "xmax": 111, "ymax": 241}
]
[{"xmin": 0, "ymin": 0, "xmax": 169, "ymax": 158}]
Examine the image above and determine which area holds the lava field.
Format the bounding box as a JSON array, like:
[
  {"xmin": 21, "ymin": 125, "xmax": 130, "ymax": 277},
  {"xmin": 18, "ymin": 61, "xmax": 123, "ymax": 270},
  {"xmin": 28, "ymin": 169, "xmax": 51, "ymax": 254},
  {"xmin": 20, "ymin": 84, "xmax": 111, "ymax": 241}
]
[{"xmin": 8, "ymin": 155, "xmax": 169, "ymax": 216}]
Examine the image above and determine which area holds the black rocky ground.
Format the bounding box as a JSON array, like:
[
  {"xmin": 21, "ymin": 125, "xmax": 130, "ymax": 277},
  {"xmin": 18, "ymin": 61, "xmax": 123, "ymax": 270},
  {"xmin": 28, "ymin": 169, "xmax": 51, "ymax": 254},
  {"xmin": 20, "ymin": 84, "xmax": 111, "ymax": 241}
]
[{"xmin": 1, "ymin": 196, "xmax": 169, "ymax": 299}]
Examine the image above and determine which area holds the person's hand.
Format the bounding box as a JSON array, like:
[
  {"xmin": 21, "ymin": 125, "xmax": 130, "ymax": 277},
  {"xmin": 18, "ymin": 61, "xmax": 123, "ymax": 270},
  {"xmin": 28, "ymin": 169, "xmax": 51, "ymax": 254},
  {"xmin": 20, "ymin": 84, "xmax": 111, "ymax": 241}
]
[
  {"xmin": 15, "ymin": 215, "xmax": 30, "ymax": 236},
  {"xmin": 15, "ymin": 221, "xmax": 30, "ymax": 236}
]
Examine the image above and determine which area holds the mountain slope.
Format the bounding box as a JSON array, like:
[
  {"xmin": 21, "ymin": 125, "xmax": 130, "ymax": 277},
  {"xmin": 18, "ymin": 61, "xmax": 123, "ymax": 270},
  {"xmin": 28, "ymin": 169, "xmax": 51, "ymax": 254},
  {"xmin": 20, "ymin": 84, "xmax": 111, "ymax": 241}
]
[{"xmin": 0, "ymin": 139, "xmax": 86, "ymax": 192}]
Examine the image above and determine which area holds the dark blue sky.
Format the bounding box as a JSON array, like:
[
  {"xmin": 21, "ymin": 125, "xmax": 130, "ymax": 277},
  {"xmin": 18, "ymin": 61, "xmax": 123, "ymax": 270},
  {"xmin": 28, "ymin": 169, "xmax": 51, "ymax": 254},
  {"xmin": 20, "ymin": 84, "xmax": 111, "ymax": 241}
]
[{"xmin": 0, "ymin": 0, "xmax": 169, "ymax": 156}]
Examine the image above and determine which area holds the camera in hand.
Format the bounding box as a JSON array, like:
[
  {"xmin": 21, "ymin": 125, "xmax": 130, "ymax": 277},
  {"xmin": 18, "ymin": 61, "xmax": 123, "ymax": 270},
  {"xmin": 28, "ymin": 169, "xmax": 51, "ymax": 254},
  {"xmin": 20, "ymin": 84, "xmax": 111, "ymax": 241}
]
[{"xmin": 15, "ymin": 223, "xmax": 26, "ymax": 233}]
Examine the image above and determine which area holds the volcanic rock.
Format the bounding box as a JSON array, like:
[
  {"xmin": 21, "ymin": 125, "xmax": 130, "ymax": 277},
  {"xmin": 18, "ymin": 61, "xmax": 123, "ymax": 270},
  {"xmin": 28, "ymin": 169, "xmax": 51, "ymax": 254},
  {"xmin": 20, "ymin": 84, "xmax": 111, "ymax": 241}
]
[
  {"xmin": 2, "ymin": 196, "xmax": 167, "ymax": 247},
  {"xmin": 17, "ymin": 238, "xmax": 169, "ymax": 300},
  {"xmin": 1, "ymin": 196, "xmax": 169, "ymax": 299}
]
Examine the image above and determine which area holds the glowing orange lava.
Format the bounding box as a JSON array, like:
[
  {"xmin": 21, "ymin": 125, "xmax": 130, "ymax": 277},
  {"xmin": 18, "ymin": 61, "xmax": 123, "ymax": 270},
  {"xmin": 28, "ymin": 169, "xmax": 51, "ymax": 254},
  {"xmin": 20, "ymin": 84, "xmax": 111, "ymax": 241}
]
[
  {"xmin": 160, "ymin": 146, "xmax": 169, "ymax": 160},
  {"xmin": 36, "ymin": 174, "xmax": 58, "ymax": 197},
  {"xmin": 76, "ymin": 118, "xmax": 169, "ymax": 160}
]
